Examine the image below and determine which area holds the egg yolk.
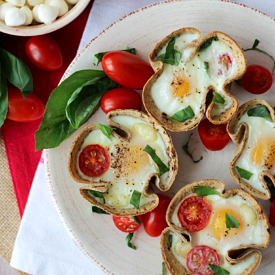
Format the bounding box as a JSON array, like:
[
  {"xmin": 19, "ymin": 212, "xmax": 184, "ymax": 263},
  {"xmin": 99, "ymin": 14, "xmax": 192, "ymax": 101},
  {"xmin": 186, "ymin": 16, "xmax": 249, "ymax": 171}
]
[
  {"xmin": 211, "ymin": 208, "xmax": 243, "ymax": 240},
  {"xmin": 171, "ymin": 72, "xmax": 191, "ymax": 98}
]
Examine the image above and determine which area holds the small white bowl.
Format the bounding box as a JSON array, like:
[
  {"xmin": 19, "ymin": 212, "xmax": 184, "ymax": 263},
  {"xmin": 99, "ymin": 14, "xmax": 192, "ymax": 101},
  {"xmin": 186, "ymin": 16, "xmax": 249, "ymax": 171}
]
[{"xmin": 0, "ymin": 0, "xmax": 91, "ymax": 36}]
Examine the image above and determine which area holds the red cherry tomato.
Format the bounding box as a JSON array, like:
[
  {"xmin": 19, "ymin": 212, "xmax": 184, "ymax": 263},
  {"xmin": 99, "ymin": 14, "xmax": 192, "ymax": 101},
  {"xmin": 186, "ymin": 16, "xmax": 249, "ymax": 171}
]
[
  {"xmin": 101, "ymin": 51, "xmax": 154, "ymax": 89},
  {"xmin": 269, "ymin": 199, "xmax": 275, "ymax": 226},
  {"xmin": 177, "ymin": 196, "xmax": 212, "ymax": 232},
  {"xmin": 112, "ymin": 216, "xmax": 142, "ymax": 233},
  {"xmin": 7, "ymin": 88, "xmax": 45, "ymax": 122},
  {"xmin": 142, "ymin": 194, "xmax": 171, "ymax": 237},
  {"xmin": 198, "ymin": 119, "xmax": 230, "ymax": 151},
  {"xmin": 25, "ymin": 35, "xmax": 63, "ymax": 71},
  {"xmin": 100, "ymin": 88, "xmax": 142, "ymax": 114},
  {"xmin": 186, "ymin": 245, "xmax": 219, "ymax": 275},
  {"xmin": 241, "ymin": 65, "xmax": 273, "ymax": 94},
  {"xmin": 78, "ymin": 144, "xmax": 110, "ymax": 177}
]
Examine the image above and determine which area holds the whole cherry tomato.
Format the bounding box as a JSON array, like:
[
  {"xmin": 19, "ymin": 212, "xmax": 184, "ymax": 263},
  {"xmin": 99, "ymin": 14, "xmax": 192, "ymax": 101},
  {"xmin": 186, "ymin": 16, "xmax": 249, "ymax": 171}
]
[
  {"xmin": 101, "ymin": 51, "xmax": 154, "ymax": 90},
  {"xmin": 25, "ymin": 35, "xmax": 63, "ymax": 71},
  {"xmin": 198, "ymin": 119, "xmax": 230, "ymax": 151},
  {"xmin": 100, "ymin": 87, "xmax": 142, "ymax": 114},
  {"xmin": 7, "ymin": 88, "xmax": 45, "ymax": 122},
  {"xmin": 112, "ymin": 216, "xmax": 142, "ymax": 233},
  {"xmin": 241, "ymin": 65, "xmax": 273, "ymax": 94},
  {"xmin": 142, "ymin": 194, "xmax": 171, "ymax": 237},
  {"xmin": 269, "ymin": 199, "xmax": 275, "ymax": 227}
]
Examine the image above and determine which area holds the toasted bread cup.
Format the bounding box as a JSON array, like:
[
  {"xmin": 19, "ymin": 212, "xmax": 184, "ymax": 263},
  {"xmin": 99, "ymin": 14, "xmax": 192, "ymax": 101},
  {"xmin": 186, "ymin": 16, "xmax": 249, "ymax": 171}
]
[
  {"xmin": 227, "ymin": 99, "xmax": 275, "ymax": 200},
  {"xmin": 143, "ymin": 27, "xmax": 246, "ymax": 132},
  {"xmin": 161, "ymin": 179, "xmax": 270, "ymax": 275},
  {"xmin": 68, "ymin": 109, "xmax": 178, "ymax": 216}
]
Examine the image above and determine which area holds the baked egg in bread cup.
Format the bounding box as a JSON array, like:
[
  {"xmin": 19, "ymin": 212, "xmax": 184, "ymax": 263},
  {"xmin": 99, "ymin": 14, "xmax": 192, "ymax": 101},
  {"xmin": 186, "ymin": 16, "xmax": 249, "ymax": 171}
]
[
  {"xmin": 227, "ymin": 99, "xmax": 275, "ymax": 200},
  {"xmin": 68, "ymin": 109, "xmax": 178, "ymax": 216},
  {"xmin": 143, "ymin": 28, "xmax": 246, "ymax": 132},
  {"xmin": 160, "ymin": 179, "xmax": 270, "ymax": 275}
]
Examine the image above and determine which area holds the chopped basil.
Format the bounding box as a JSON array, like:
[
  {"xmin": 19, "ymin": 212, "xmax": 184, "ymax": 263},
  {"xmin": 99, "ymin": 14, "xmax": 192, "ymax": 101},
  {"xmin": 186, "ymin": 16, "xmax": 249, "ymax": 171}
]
[
  {"xmin": 204, "ymin": 61, "xmax": 209, "ymax": 74},
  {"xmin": 130, "ymin": 190, "xmax": 141, "ymax": 209},
  {"xmin": 91, "ymin": 206, "xmax": 109, "ymax": 214},
  {"xmin": 193, "ymin": 186, "xmax": 220, "ymax": 198},
  {"xmin": 209, "ymin": 264, "xmax": 230, "ymax": 275},
  {"xmin": 132, "ymin": 216, "xmax": 141, "ymax": 225},
  {"xmin": 88, "ymin": 190, "xmax": 106, "ymax": 204},
  {"xmin": 168, "ymin": 234, "xmax": 173, "ymax": 247},
  {"xmin": 226, "ymin": 212, "xmax": 239, "ymax": 229},
  {"xmin": 182, "ymin": 133, "xmax": 203, "ymax": 163},
  {"xmin": 96, "ymin": 123, "xmax": 113, "ymax": 140},
  {"xmin": 247, "ymin": 105, "xmax": 271, "ymax": 121},
  {"xmin": 198, "ymin": 36, "xmax": 218, "ymax": 52},
  {"xmin": 126, "ymin": 232, "xmax": 136, "ymax": 250},
  {"xmin": 213, "ymin": 92, "xmax": 226, "ymax": 107},
  {"xmin": 236, "ymin": 166, "xmax": 253, "ymax": 180},
  {"xmin": 143, "ymin": 145, "xmax": 169, "ymax": 176},
  {"xmin": 156, "ymin": 35, "xmax": 181, "ymax": 66},
  {"xmin": 170, "ymin": 105, "xmax": 195, "ymax": 122},
  {"xmin": 162, "ymin": 262, "xmax": 166, "ymax": 275},
  {"xmin": 93, "ymin": 47, "xmax": 136, "ymax": 66}
]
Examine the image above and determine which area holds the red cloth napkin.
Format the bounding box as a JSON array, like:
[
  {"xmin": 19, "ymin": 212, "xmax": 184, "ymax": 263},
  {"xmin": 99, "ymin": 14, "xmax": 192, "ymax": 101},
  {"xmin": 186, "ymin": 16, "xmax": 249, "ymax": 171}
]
[{"xmin": 1, "ymin": 1, "xmax": 93, "ymax": 217}]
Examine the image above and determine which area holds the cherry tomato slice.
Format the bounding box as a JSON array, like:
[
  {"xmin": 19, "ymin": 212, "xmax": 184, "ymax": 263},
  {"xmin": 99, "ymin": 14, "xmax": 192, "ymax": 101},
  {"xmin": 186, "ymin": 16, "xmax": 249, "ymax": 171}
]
[
  {"xmin": 269, "ymin": 199, "xmax": 275, "ymax": 226},
  {"xmin": 198, "ymin": 119, "xmax": 230, "ymax": 151},
  {"xmin": 142, "ymin": 194, "xmax": 171, "ymax": 237},
  {"xmin": 113, "ymin": 216, "xmax": 142, "ymax": 233},
  {"xmin": 177, "ymin": 196, "xmax": 212, "ymax": 232},
  {"xmin": 241, "ymin": 65, "xmax": 273, "ymax": 94},
  {"xmin": 100, "ymin": 88, "xmax": 142, "ymax": 114},
  {"xmin": 102, "ymin": 51, "xmax": 154, "ymax": 90},
  {"xmin": 7, "ymin": 88, "xmax": 45, "ymax": 122},
  {"xmin": 78, "ymin": 144, "xmax": 110, "ymax": 177},
  {"xmin": 25, "ymin": 35, "xmax": 63, "ymax": 71},
  {"xmin": 186, "ymin": 245, "xmax": 220, "ymax": 275}
]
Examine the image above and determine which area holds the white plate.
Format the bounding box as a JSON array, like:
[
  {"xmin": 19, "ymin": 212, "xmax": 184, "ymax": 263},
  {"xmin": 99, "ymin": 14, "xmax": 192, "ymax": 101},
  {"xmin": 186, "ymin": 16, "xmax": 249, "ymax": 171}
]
[{"xmin": 46, "ymin": 1, "xmax": 275, "ymax": 274}]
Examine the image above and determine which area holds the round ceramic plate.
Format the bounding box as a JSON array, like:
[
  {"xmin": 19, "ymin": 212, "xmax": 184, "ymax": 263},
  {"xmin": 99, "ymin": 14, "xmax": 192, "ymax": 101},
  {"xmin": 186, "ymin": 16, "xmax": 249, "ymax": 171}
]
[{"xmin": 46, "ymin": 1, "xmax": 275, "ymax": 274}]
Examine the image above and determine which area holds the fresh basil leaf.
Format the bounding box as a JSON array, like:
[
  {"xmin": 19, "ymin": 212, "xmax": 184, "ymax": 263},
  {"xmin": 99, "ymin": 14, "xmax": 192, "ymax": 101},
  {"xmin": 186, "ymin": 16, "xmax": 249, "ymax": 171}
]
[
  {"xmin": 93, "ymin": 47, "xmax": 136, "ymax": 66},
  {"xmin": 193, "ymin": 186, "xmax": 220, "ymax": 198},
  {"xmin": 170, "ymin": 105, "xmax": 195, "ymax": 122},
  {"xmin": 226, "ymin": 212, "xmax": 239, "ymax": 228},
  {"xmin": 96, "ymin": 123, "xmax": 113, "ymax": 140},
  {"xmin": 168, "ymin": 234, "xmax": 173, "ymax": 247},
  {"xmin": 126, "ymin": 232, "xmax": 136, "ymax": 250},
  {"xmin": 209, "ymin": 264, "xmax": 230, "ymax": 275},
  {"xmin": 247, "ymin": 105, "xmax": 271, "ymax": 121},
  {"xmin": 198, "ymin": 36, "xmax": 218, "ymax": 52},
  {"xmin": 236, "ymin": 166, "xmax": 253, "ymax": 180},
  {"xmin": 213, "ymin": 92, "xmax": 227, "ymax": 106},
  {"xmin": 130, "ymin": 190, "xmax": 141, "ymax": 209},
  {"xmin": 143, "ymin": 145, "xmax": 169, "ymax": 176},
  {"xmin": 182, "ymin": 133, "xmax": 203, "ymax": 163},
  {"xmin": 88, "ymin": 190, "xmax": 105, "ymax": 204},
  {"xmin": 132, "ymin": 216, "xmax": 141, "ymax": 225},
  {"xmin": 0, "ymin": 66, "xmax": 8, "ymax": 127},
  {"xmin": 0, "ymin": 48, "xmax": 33, "ymax": 98},
  {"xmin": 91, "ymin": 206, "xmax": 109, "ymax": 214},
  {"xmin": 156, "ymin": 35, "xmax": 181, "ymax": 66}
]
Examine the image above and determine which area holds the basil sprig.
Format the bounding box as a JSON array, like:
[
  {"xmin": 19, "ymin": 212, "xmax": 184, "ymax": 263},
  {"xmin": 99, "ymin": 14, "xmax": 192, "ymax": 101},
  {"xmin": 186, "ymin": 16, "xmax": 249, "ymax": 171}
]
[
  {"xmin": 91, "ymin": 206, "xmax": 109, "ymax": 214},
  {"xmin": 156, "ymin": 35, "xmax": 181, "ymax": 66},
  {"xmin": 170, "ymin": 105, "xmax": 195, "ymax": 122},
  {"xmin": 199, "ymin": 36, "xmax": 218, "ymax": 52},
  {"xmin": 182, "ymin": 133, "xmax": 203, "ymax": 163},
  {"xmin": 226, "ymin": 212, "xmax": 239, "ymax": 229},
  {"xmin": 132, "ymin": 216, "xmax": 141, "ymax": 225},
  {"xmin": 96, "ymin": 123, "xmax": 113, "ymax": 140},
  {"xmin": 126, "ymin": 232, "xmax": 136, "ymax": 250},
  {"xmin": 194, "ymin": 186, "xmax": 220, "ymax": 198},
  {"xmin": 88, "ymin": 190, "xmax": 105, "ymax": 204},
  {"xmin": 236, "ymin": 166, "xmax": 253, "ymax": 180},
  {"xmin": 209, "ymin": 264, "xmax": 230, "ymax": 275},
  {"xmin": 247, "ymin": 105, "xmax": 271, "ymax": 121},
  {"xmin": 130, "ymin": 190, "xmax": 141, "ymax": 209},
  {"xmin": 213, "ymin": 92, "xmax": 226, "ymax": 107},
  {"xmin": 143, "ymin": 145, "xmax": 169, "ymax": 176}
]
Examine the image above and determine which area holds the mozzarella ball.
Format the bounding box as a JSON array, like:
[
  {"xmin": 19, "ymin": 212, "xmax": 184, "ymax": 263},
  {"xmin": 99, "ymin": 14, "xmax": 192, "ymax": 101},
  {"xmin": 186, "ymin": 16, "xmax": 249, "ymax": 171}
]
[
  {"xmin": 5, "ymin": 6, "xmax": 26, "ymax": 26},
  {"xmin": 32, "ymin": 4, "xmax": 42, "ymax": 22},
  {"xmin": 26, "ymin": 0, "xmax": 43, "ymax": 7},
  {"xmin": 33, "ymin": 3, "xmax": 58, "ymax": 24},
  {"xmin": 45, "ymin": 0, "xmax": 68, "ymax": 16},
  {"xmin": 6, "ymin": 0, "xmax": 25, "ymax": 7},
  {"xmin": 64, "ymin": 0, "xmax": 77, "ymax": 5},
  {"xmin": 20, "ymin": 5, "xmax": 32, "ymax": 25},
  {"xmin": 0, "ymin": 2, "xmax": 13, "ymax": 20}
]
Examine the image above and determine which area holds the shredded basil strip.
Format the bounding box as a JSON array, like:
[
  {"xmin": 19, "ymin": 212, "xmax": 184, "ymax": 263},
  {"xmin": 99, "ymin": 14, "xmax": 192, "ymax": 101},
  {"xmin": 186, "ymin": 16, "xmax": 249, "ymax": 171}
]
[
  {"xmin": 96, "ymin": 123, "xmax": 113, "ymax": 140},
  {"xmin": 93, "ymin": 47, "xmax": 136, "ymax": 66},
  {"xmin": 236, "ymin": 166, "xmax": 253, "ymax": 180},
  {"xmin": 198, "ymin": 36, "xmax": 218, "ymax": 52},
  {"xmin": 204, "ymin": 61, "xmax": 209, "ymax": 74},
  {"xmin": 213, "ymin": 92, "xmax": 227, "ymax": 106},
  {"xmin": 143, "ymin": 145, "xmax": 169, "ymax": 176},
  {"xmin": 126, "ymin": 233, "xmax": 136, "ymax": 250},
  {"xmin": 91, "ymin": 206, "xmax": 109, "ymax": 215},
  {"xmin": 156, "ymin": 35, "xmax": 181, "ymax": 66},
  {"xmin": 182, "ymin": 133, "xmax": 203, "ymax": 163},
  {"xmin": 168, "ymin": 234, "xmax": 173, "ymax": 247},
  {"xmin": 130, "ymin": 190, "xmax": 141, "ymax": 209},
  {"xmin": 247, "ymin": 105, "xmax": 271, "ymax": 121},
  {"xmin": 132, "ymin": 216, "xmax": 141, "ymax": 225},
  {"xmin": 88, "ymin": 190, "xmax": 106, "ymax": 204},
  {"xmin": 226, "ymin": 212, "xmax": 239, "ymax": 229},
  {"xmin": 162, "ymin": 262, "xmax": 166, "ymax": 275},
  {"xmin": 209, "ymin": 264, "xmax": 230, "ymax": 275},
  {"xmin": 170, "ymin": 105, "xmax": 195, "ymax": 122},
  {"xmin": 193, "ymin": 186, "xmax": 220, "ymax": 198}
]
